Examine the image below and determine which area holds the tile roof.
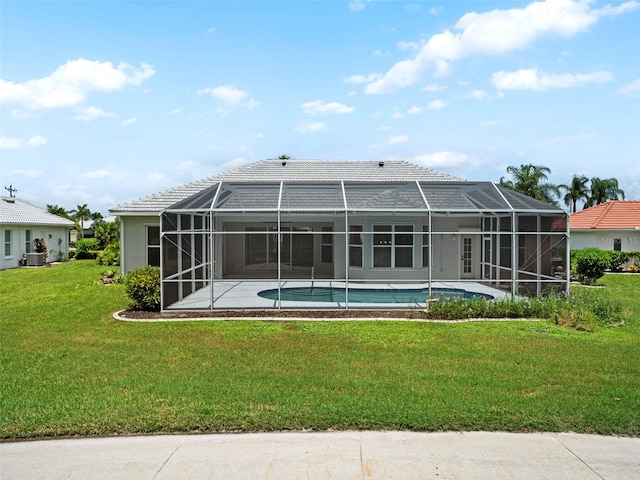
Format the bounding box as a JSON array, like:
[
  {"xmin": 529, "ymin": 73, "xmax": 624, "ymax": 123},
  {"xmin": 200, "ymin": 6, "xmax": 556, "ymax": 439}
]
[
  {"xmin": 0, "ymin": 197, "xmax": 75, "ymax": 227},
  {"xmin": 570, "ymin": 201, "xmax": 640, "ymax": 230},
  {"xmin": 110, "ymin": 159, "xmax": 462, "ymax": 214}
]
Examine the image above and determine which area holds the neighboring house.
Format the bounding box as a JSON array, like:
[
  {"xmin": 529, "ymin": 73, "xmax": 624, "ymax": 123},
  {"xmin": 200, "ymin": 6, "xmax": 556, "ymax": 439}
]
[
  {"xmin": 570, "ymin": 200, "xmax": 640, "ymax": 252},
  {"xmin": 110, "ymin": 159, "xmax": 568, "ymax": 310},
  {"xmin": 0, "ymin": 196, "xmax": 75, "ymax": 270}
]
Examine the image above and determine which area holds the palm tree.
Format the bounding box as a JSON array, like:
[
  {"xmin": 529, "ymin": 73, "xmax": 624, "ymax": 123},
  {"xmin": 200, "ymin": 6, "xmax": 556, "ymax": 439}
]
[
  {"xmin": 71, "ymin": 204, "xmax": 92, "ymax": 238},
  {"xmin": 561, "ymin": 175, "xmax": 589, "ymax": 213},
  {"xmin": 46, "ymin": 204, "xmax": 70, "ymax": 219},
  {"xmin": 499, "ymin": 164, "xmax": 561, "ymax": 205},
  {"xmin": 585, "ymin": 177, "xmax": 625, "ymax": 208}
]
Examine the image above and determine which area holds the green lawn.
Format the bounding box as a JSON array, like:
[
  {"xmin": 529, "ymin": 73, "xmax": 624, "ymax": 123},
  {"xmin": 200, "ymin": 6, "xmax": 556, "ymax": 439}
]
[{"xmin": 1, "ymin": 261, "xmax": 639, "ymax": 439}]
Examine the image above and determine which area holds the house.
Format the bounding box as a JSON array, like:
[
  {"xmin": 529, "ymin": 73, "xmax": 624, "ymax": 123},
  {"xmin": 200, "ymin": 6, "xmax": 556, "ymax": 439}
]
[
  {"xmin": 570, "ymin": 200, "xmax": 640, "ymax": 252},
  {"xmin": 0, "ymin": 196, "xmax": 75, "ymax": 270},
  {"xmin": 110, "ymin": 159, "xmax": 568, "ymax": 310}
]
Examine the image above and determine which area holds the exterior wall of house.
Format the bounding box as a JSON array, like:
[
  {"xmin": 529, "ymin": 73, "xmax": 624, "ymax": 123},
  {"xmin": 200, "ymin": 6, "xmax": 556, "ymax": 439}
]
[
  {"xmin": 1, "ymin": 225, "xmax": 71, "ymax": 270},
  {"xmin": 214, "ymin": 214, "xmax": 482, "ymax": 282},
  {"xmin": 571, "ymin": 230, "xmax": 640, "ymax": 252},
  {"xmin": 119, "ymin": 215, "xmax": 160, "ymax": 274}
]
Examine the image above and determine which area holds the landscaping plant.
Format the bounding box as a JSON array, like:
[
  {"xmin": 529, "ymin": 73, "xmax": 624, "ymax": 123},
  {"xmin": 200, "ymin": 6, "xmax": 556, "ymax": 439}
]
[{"xmin": 124, "ymin": 265, "xmax": 161, "ymax": 311}]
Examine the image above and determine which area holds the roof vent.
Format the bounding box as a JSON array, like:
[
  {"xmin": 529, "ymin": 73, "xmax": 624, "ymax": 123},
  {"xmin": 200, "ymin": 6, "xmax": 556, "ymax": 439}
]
[
  {"xmin": 378, "ymin": 161, "xmax": 384, "ymax": 167},
  {"xmin": 282, "ymin": 161, "xmax": 287, "ymax": 166},
  {"xmin": 3, "ymin": 198, "xmax": 15, "ymax": 204}
]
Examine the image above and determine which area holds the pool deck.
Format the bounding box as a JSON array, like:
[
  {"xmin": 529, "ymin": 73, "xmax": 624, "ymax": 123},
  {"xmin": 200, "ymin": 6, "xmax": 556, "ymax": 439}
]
[{"xmin": 166, "ymin": 281, "xmax": 509, "ymax": 310}]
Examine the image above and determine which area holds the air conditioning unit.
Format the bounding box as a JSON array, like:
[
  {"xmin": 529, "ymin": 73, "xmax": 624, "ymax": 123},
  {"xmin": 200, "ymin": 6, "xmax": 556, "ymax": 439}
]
[{"xmin": 25, "ymin": 253, "xmax": 44, "ymax": 266}]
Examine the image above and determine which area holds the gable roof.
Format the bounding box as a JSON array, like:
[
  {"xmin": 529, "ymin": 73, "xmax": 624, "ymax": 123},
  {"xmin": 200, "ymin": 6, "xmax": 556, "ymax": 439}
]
[
  {"xmin": 570, "ymin": 200, "xmax": 640, "ymax": 230},
  {"xmin": 110, "ymin": 159, "xmax": 462, "ymax": 214},
  {"xmin": 0, "ymin": 197, "xmax": 75, "ymax": 227}
]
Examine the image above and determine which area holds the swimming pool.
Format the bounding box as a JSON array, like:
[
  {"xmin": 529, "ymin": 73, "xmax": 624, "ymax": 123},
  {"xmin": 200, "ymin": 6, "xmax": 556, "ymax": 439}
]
[{"xmin": 257, "ymin": 287, "xmax": 494, "ymax": 304}]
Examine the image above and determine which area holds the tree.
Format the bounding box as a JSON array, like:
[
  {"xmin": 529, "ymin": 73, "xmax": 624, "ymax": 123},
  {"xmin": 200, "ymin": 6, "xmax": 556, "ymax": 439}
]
[
  {"xmin": 499, "ymin": 164, "xmax": 561, "ymax": 205},
  {"xmin": 71, "ymin": 204, "xmax": 92, "ymax": 238},
  {"xmin": 561, "ymin": 175, "xmax": 590, "ymax": 213},
  {"xmin": 278, "ymin": 154, "xmax": 291, "ymax": 160},
  {"xmin": 47, "ymin": 204, "xmax": 70, "ymax": 219},
  {"xmin": 585, "ymin": 177, "xmax": 625, "ymax": 208}
]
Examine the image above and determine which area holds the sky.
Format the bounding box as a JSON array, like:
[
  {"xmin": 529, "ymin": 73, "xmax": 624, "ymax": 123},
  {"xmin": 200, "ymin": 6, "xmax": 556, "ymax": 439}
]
[{"xmin": 1, "ymin": 0, "xmax": 639, "ymax": 215}]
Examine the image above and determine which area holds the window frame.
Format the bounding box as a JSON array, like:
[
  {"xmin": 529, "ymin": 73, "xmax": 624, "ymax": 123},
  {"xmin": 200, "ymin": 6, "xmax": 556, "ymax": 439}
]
[
  {"xmin": 146, "ymin": 225, "xmax": 161, "ymax": 267},
  {"xmin": 4, "ymin": 229, "xmax": 13, "ymax": 258},
  {"xmin": 372, "ymin": 224, "xmax": 414, "ymax": 269},
  {"xmin": 348, "ymin": 225, "xmax": 363, "ymax": 268}
]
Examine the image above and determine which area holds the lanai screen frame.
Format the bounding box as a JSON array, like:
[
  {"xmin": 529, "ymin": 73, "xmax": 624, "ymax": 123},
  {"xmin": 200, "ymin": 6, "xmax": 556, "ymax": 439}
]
[{"xmin": 160, "ymin": 180, "xmax": 569, "ymax": 310}]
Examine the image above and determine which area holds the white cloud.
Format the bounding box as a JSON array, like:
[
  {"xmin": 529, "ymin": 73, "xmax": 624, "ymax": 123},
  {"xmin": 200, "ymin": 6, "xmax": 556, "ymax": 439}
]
[
  {"xmin": 170, "ymin": 107, "xmax": 183, "ymax": 114},
  {"xmin": 0, "ymin": 58, "xmax": 155, "ymax": 110},
  {"xmin": 176, "ymin": 161, "xmax": 198, "ymax": 170},
  {"xmin": 423, "ymin": 83, "xmax": 447, "ymax": 92},
  {"xmin": 294, "ymin": 121, "xmax": 327, "ymax": 134},
  {"xmin": 349, "ymin": 0, "xmax": 371, "ymax": 12},
  {"xmin": 428, "ymin": 99, "xmax": 446, "ymax": 109},
  {"xmin": 492, "ymin": 68, "xmax": 612, "ymax": 91},
  {"xmin": 121, "ymin": 117, "xmax": 136, "ymax": 127},
  {"xmin": 398, "ymin": 41, "xmax": 422, "ymax": 51},
  {"xmin": 10, "ymin": 109, "xmax": 38, "ymax": 120},
  {"xmin": 142, "ymin": 88, "xmax": 152, "ymax": 95},
  {"xmin": 146, "ymin": 172, "xmax": 167, "ymax": 183},
  {"xmin": 389, "ymin": 135, "xmax": 409, "ymax": 144},
  {"xmin": 206, "ymin": 27, "xmax": 216, "ymax": 33},
  {"xmin": 74, "ymin": 106, "xmax": 115, "ymax": 122},
  {"xmin": 9, "ymin": 169, "xmax": 44, "ymax": 178},
  {"xmin": 80, "ymin": 169, "xmax": 112, "ymax": 179},
  {"xmin": 302, "ymin": 100, "xmax": 354, "ymax": 115},
  {"xmin": 407, "ymin": 106, "xmax": 422, "ymax": 115},
  {"xmin": 344, "ymin": 73, "xmax": 382, "ymax": 84},
  {"xmin": 480, "ymin": 119, "xmax": 512, "ymax": 127},
  {"xmin": 617, "ymin": 78, "xmax": 640, "ymax": 96},
  {"xmin": 414, "ymin": 151, "xmax": 470, "ymax": 168},
  {"xmin": 365, "ymin": 0, "xmax": 638, "ymax": 94},
  {"xmin": 198, "ymin": 85, "xmax": 260, "ymax": 116},
  {"xmin": 537, "ymin": 132, "xmax": 597, "ymax": 147},
  {"xmin": 429, "ymin": 6, "xmax": 443, "ymax": 16},
  {"xmin": 0, "ymin": 135, "xmax": 47, "ymax": 150},
  {"xmin": 220, "ymin": 158, "xmax": 249, "ymax": 170},
  {"xmin": 26, "ymin": 135, "xmax": 47, "ymax": 147},
  {"xmin": 467, "ymin": 90, "xmax": 489, "ymax": 100}
]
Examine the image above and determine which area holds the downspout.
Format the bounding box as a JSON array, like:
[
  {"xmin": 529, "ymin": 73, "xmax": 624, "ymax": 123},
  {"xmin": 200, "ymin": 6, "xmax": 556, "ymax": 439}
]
[
  {"xmin": 277, "ymin": 181, "xmax": 283, "ymax": 310},
  {"xmin": 341, "ymin": 181, "xmax": 349, "ymax": 310}
]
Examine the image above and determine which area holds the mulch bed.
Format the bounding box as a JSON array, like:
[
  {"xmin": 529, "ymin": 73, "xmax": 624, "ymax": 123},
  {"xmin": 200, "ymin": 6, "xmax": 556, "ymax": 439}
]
[{"xmin": 118, "ymin": 309, "xmax": 420, "ymax": 320}]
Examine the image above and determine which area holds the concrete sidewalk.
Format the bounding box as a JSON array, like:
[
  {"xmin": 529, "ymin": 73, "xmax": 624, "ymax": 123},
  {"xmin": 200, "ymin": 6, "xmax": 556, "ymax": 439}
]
[{"xmin": 2, "ymin": 431, "xmax": 639, "ymax": 479}]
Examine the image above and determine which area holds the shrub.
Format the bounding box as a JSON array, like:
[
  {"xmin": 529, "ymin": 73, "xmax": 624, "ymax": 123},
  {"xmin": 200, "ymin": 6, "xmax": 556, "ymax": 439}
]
[
  {"xmin": 124, "ymin": 266, "xmax": 161, "ymax": 311},
  {"xmin": 97, "ymin": 241, "xmax": 120, "ymax": 266},
  {"xmin": 75, "ymin": 238, "xmax": 98, "ymax": 259},
  {"xmin": 607, "ymin": 251, "xmax": 629, "ymax": 272},
  {"xmin": 572, "ymin": 248, "xmax": 610, "ymax": 285}
]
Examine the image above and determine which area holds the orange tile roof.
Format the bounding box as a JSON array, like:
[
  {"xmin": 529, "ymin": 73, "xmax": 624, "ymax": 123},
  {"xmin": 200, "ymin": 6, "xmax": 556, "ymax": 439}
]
[{"xmin": 570, "ymin": 201, "xmax": 640, "ymax": 230}]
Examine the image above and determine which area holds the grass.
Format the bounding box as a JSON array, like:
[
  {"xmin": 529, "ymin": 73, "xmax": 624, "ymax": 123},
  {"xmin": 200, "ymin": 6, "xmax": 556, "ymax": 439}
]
[{"xmin": 1, "ymin": 261, "xmax": 639, "ymax": 438}]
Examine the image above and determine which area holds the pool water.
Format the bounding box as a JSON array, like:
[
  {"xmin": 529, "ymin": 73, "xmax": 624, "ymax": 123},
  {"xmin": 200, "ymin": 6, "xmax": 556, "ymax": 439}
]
[{"xmin": 258, "ymin": 287, "xmax": 494, "ymax": 303}]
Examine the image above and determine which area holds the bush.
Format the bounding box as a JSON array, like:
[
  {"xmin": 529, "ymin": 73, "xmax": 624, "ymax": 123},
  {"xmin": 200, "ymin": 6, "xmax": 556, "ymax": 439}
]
[
  {"xmin": 97, "ymin": 241, "xmax": 120, "ymax": 266},
  {"xmin": 124, "ymin": 266, "xmax": 161, "ymax": 311},
  {"xmin": 572, "ymin": 248, "xmax": 610, "ymax": 285},
  {"xmin": 75, "ymin": 238, "xmax": 98, "ymax": 259},
  {"xmin": 95, "ymin": 221, "xmax": 120, "ymax": 250},
  {"xmin": 607, "ymin": 251, "xmax": 630, "ymax": 272}
]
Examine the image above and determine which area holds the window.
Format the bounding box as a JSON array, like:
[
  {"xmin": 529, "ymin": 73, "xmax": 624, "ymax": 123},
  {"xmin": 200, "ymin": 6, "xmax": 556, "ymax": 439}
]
[
  {"xmin": 4, "ymin": 230, "xmax": 12, "ymax": 257},
  {"xmin": 25, "ymin": 229, "xmax": 31, "ymax": 254},
  {"xmin": 321, "ymin": 227, "xmax": 333, "ymax": 263},
  {"xmin": 614, "ymin": 238, "xmax": 622, "ymax": 252},
  {"xmin": 147, "ymin": 226, "xmax": 160, "ymax": 267},
  {"xmin": 373, "ymin": 225, "xmax": 413, "ymax": 268},
  {"xmin": 349, "ymin": 225, "xmax": 363, "ymax": 267},
  {"xmin": 422, "ymin": 225, "xmax": 429, "ymax": 268}
]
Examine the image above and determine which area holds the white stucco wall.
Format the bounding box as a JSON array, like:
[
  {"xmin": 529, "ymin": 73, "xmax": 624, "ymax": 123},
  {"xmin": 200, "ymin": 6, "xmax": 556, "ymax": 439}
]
[
  {"xmin": 571, "ymin": 230, "xmax": 640, "ymax": 252},
  {"xmin": 1, "ymin": 225, "xmax": 71, "ymax": 270},
  {"xmin": 119, "ymin": 215, "xmax": 160, "ymax": 274}
]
